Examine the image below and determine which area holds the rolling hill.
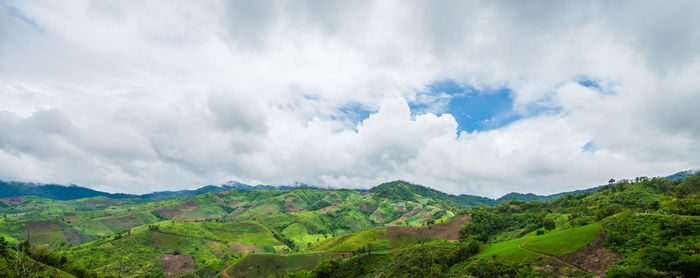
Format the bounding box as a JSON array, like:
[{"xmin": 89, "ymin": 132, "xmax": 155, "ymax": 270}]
[{"xmin": 0, "ymin": 171, "xmax": 698, "ymax": 277}]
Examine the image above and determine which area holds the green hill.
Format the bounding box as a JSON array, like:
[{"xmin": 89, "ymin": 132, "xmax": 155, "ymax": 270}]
[{"xmin": 0, "ymin": 171, "xmax": 698, "ymax": 277}]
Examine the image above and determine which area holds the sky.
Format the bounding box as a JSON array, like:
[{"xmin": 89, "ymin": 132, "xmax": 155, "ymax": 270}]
[{"xmin": 1, "ymin": 0, "xmax": 699, "ymax": 198}]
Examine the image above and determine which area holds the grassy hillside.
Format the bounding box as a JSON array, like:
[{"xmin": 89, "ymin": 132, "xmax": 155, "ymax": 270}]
[
  {"xmin": 522, "ymin": 223, "xmax": 602, "ymax": 256},
  {"xmin": 0, "ymin": 181, "xmax": 465, "ymax": 277},
  {"xmin": 226, "ymin": 253, "xmax": 342, "ymax": 278},
  {"xmin": 0, "ymin": 172, "xmax": 698, "ymax": 277},
  {"xmin": 285, "ymin": 173, "xmax": 700, "ymax": 278}
]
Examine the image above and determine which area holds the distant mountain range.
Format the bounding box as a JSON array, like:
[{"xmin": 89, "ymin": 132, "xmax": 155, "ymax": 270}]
[
  {"xmin": 0, "ymin": 180, "xmax": 291, "ymax": 201},
  {"xmin": 1, "ymin": 170, "xmax": 696, "ymax": 206}
]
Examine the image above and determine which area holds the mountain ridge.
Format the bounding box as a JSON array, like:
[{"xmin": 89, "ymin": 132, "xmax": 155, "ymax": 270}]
[{"xmin": 1, "ymin": 169, "xmax": 695, "ymax": 204}]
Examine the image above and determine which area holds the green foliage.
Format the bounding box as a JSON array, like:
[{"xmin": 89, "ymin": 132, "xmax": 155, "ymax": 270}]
[
  {"xmin": 459, "ymin": 208, "xmax": 544, "ymax": 242},
  {"xmin": 284, "ymin": 240, "xmax": 481, "ymax": 278},
  {"xmin": 602, "ymin": 212, "xmax": 700, "ymax": 277},
  {"xmin": 542, "ymin": 217, "xmax": 555, "ymax": 230},
  {"xmin": 661, "ymin": 198, "xmax": 700, "ymax": 215},
  {"xmin": 449, "ymin": 258, "xmax": 536, "ymax": 278},
  {"xmin": 228, "ymin": 253, "xmax": 341, "ymax": 278},
  {"xmin": 476, "ymin": 235, "xmax": 537, "ymax": 264},
  {"xmin": 1, "ymin": 171, "xmax": 698, "ymax": 277}
]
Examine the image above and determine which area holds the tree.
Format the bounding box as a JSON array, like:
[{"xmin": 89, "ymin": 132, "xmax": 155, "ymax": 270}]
[
  {"xmin": 648, "ymin": 201, "xmax": 660, "ymax": 211},
  {"xmin": 543, "ymin": 218, "xmax": 555, "ymax": 231},
  {"xmin": 609, "ymin": 178, "xmax": 616, "ymax": 184},
  {"xmin": 0, "ymin": 237, "xmax": 8, "ymax": 257}
]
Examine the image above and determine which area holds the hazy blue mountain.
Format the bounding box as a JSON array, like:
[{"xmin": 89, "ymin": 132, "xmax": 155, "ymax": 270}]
[
  {"xmin": 0, "ymin": 181, "xmax": 135, "ymax": 200},
  {"xmin": 495, "ymin": 186, "xmax": 604, "ymax": 203},
  {"xmin": 664, "ymin": 169, "xmax": 698, "ymax": 181},
  {"xmin": 2, "ymin": 169, "xmax": 695, "ymax": 202},
  {"xmin": 0, "ymin": 180, "xmax": 320, "ymax": 201}
]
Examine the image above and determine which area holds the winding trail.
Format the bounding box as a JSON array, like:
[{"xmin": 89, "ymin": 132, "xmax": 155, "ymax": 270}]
[
  {"xmin": 517, "ymin": 237, "xmax": 598, "ymax": 277},
  {"xmin": 221, "ymin": 261, "xmax": 232, "ymax": 278}
]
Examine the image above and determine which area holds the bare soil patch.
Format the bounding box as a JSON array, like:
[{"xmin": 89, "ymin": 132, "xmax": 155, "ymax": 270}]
[
  {"xmin": 403, "ymin": 208, "xmax": 420, "ymax": 218},
  {"xmin": 179, "ymin": 199, "xmax": 198, "ymax": 208},
  {"xmin": 58, "ymin": 215, "xmax": 78, "ymax": 222},
  {"xmin": 0, "ymin": 197, "xmax": 24, "ymax": 205},
  {"xmin": 284, "ymin": 196, "xmax": 305, "ymax": 212},
  {"xmin": 359, "ymin": 203, "xmax": 378, "ymax": 212},
  {"xmin": 158, "ymin": 209, "xmax": 184, "ymax": 219},
  {"xmin": 389, "ymin": 208, "xmax": 422, "ymax": 225},
  {"xmin": 228, "ymin": 242, "xmax": 264, "ymax": 256},
  {"xmin": 378, "ymin": 215, "xmax": 471, "ymax": 241},
  {"xmin": 285, "ymin": 196, "xmax": 300, "ymax": 202},
  {"xmin": 560, "ymin": 234, "xmax": 622, "ymax": 277},
  {"xmin": 227, "ymin": 207, "xmax": 246, "ymax": 219},
  {"xmin": 320, "ymin": 206, "xmax": 340, "ymax": 212},
  {"xmin": 373, "ymin": 212, "xmax": 385, "ymax": 223},
  {"xmin": 285, "ymin": 206, "xmax": 302, "ymax": 212},
  {"xmin": 160, "ymin": 254, "xmax": 194, "ymax": 278}
]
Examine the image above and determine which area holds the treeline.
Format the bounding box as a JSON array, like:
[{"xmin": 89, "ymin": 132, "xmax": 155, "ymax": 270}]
[
  {"xmin": 0, "ymin": 237, "xmax": 111, "ymax": 278},
  {"xmin": 603, "ymin": 211, "xmax": 700, "ymax": 277},
  {"xmin": 283, "ymin": 240, "xmax": 481, "ymax": 278}
]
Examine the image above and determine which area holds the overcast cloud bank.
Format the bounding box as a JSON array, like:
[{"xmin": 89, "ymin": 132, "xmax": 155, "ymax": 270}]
[{"xmin": 1, "ymin": 0, "xmax": 699, "ymax": 197}]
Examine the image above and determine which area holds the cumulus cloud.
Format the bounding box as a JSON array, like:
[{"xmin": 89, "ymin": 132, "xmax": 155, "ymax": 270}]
[{"xmin": 0, "ymin": 0, "xmax": 698, "ymax": 197}]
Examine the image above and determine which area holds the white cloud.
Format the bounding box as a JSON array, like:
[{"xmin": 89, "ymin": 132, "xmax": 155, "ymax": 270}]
[{"xmin": 0, "ymin": 0, "xmax": 698, "ymax": 197}]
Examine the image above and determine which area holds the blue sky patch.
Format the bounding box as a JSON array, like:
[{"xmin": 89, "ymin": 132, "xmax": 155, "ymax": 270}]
[
  {"xmin": 3, "ymin": 4, "xmax": 41, "ymax": 30},
  {"xmin": 337, "ymin": 103, "xmax": 373, "ymax": 126},
  {"xmin": 413, "ymin": 80, "xmax": 521, "ymax": 133},
  {"xmin": 578, "ymin": 79, "xmax": 602, "ymax": 90},
  {"xmin": 576, "ymin": 77, "xmax": 617, "ymax": 96}
]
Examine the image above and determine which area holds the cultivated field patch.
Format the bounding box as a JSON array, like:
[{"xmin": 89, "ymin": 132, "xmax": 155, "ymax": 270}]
[
  {"xmin": 160, "ymin": 254, "xmax": 195, "ymax": 278},
  {"xmin": 379, "ymin": 215, "xmax": 471, "ymax": 241},
  {"xmin": 100, "ymin": 214, "xmax": 143, "ymax": 233},
  {"xmin": 25, "ymin": 221, "xmax": 66, "ymax": 244}
]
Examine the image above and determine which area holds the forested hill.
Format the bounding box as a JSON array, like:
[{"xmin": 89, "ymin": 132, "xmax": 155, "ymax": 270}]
[
  {"xmin": 2, "ymin": 169, "xmax": 696, "ymax": 203},
  {"xmin": 0, "ymin": 181, "xmax": 135, "ymax": 200},
  {"xmin": 496, "ymin": 186, "xmax": 604, "ymax": 203},
  {"xmin": 0, "ymin": 180, "xmax": 313, "ymax": 201}
]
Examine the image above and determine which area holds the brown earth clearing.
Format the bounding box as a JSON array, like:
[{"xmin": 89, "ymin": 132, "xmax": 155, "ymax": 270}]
[
  {"xmin": 158, "ymin": 209, "xmax": 184, "ymax": 219},
  {"xmin": 228, "ymin": 242, "xmax": 264, "ymax": 256},
  {"xmin": 359, "ymin": 203, "xmax": 378, "ymax": 212},
  {"xmin": 160, "ymin": 254, "xmax": 195, "ymax": 278},
  {"xmin": 560, "ymin": 234, "xmax": 623, "ymax": 277},
  {"xmin": 378, "ymin": 215, "xmax": 472, "ymax": 241},
  {"xmin": 0, "ymin": 197, "xmax": 24, "ymax": 205}
]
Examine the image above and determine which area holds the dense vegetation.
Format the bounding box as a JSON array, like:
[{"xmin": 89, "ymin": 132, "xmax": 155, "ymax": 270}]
[{"xmin": 0, "ymin": 171, "xmax": 698, "ymax": 277}]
